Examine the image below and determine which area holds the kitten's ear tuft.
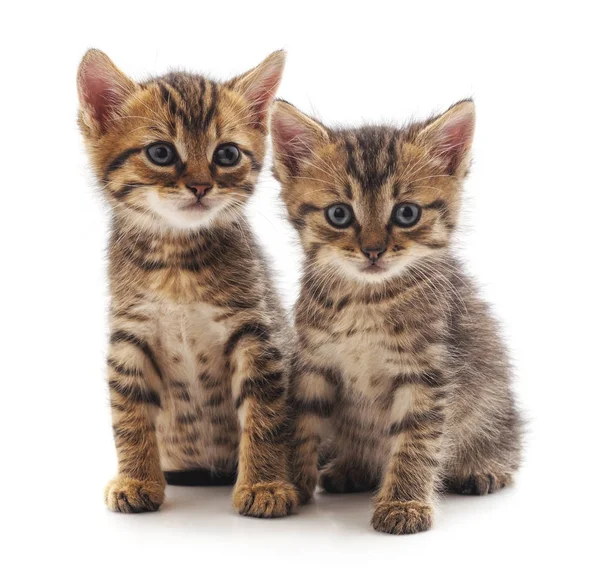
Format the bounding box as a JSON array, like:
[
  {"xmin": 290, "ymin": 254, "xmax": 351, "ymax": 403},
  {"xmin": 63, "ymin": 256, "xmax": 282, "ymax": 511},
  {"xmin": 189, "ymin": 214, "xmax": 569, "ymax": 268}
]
[
  {"xmin": 228, "ymin": 50, "xmax": 286, "ymax": 125},
  {"xmin": 77, "ymin": 49, "xmax": 136, "ymax": 135},
  {"xmin": 270, "ymin": 100, "xmax": 329, "ymax": 181},
  {"xmin": 417, "ymin": 100, "xmax": 475, "ymax": 176}
]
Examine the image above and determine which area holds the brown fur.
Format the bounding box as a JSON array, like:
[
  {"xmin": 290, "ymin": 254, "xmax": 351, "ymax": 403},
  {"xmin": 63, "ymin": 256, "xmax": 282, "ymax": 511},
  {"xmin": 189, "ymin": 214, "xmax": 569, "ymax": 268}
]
[
  {"xmin": 78, "ymin": 49, "xmax": 298, "ymax": 517},
  {"xmin": 271, "ymin": 100, "xmax": 523, "ymax": 534}
]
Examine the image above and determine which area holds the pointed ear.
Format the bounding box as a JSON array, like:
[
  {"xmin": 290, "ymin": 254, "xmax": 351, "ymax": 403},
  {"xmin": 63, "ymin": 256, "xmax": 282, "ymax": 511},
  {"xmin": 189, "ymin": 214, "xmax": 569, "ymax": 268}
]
[
  {"xmin": 270, "ymin": 100, "xmax": 329, "ymax": 181},
  {"xmin": 416, "ymin": 100, "xmax": 476, "ymax": 176},
  {"xmin": 228, "ymin": 50, "xmax": 286, "ymax": 125},
  {"xmin": 77, "ymin": 49, "xmax": 136, "ymax": 136}
]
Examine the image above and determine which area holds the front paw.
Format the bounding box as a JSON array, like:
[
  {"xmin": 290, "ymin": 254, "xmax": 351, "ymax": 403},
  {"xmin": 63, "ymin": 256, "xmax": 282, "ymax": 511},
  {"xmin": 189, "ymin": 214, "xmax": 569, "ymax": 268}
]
[
  {"xmin": 233, "ymin": 480, "xmax": 298, "ymax": 518},
  {"xmin": 371, "ymin": 500, "xmax": 433, "ymax": 535},
  {"xmin": 104, "ymin": 476, "xmax": 165, "ymax": 513}
]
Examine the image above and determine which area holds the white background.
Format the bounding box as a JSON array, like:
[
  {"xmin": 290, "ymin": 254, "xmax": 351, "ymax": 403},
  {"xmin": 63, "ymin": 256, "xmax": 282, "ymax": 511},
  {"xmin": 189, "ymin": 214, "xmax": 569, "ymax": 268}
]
[{"xmin": 2, "ymin": 1, "xmax": 599, "ymax": 572}]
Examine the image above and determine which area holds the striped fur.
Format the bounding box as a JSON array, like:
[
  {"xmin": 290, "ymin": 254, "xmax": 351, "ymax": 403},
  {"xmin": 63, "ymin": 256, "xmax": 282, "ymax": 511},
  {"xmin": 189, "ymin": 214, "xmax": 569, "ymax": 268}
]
[
  {"xmin": 77, "ymin": 49, "xmax": 298, "ymax": 517},
  {"xmin": 271, "ymin": 100, "xmax": 523, "ymax": 534}
]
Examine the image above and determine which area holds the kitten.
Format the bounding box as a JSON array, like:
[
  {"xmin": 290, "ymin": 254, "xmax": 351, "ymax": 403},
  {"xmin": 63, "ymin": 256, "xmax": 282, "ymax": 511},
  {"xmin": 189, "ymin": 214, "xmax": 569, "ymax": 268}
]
[
  {"xmin": 271, "ymin": 99, "xmax": 523, "ymax": 534},
  {"xmin": 77, "ymin": 49, "xmax": 298, "ymax": 517}
]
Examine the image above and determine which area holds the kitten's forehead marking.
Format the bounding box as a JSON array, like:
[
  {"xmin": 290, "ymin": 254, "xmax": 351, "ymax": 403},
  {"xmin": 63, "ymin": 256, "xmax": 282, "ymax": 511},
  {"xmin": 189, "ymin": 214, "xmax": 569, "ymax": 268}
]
[
  {"xmin": 153, "ymin": 73, "xmax": 221, "ymax": 136},
  {"xmin": 332, "ymin": 128, "xmax": 404, "ymax": 223},
  {"xmin": 336, "ymin": 128, "xmax": 402, "ymax": 199},
  {"xmin": 140, "ymin": 74, "xmax": 254, "ymax": 164}
]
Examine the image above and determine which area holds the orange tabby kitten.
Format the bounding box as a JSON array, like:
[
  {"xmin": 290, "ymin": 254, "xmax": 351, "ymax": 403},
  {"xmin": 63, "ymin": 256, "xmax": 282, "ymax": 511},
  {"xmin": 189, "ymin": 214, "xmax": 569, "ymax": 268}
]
[{"xmin": 77, "ymin": 50, "xmax": 297, "ymax": 517}]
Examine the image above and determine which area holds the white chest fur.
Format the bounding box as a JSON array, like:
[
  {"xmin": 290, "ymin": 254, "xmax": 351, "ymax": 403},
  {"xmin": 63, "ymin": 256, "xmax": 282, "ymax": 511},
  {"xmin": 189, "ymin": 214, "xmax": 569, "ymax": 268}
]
[
  {"xmin": 151, "ymin": 300, "xmax": 229, "ymax": 381},
  {"xmin": 307, "ymin": 306, "xmax": 399, "ymax": 400}
]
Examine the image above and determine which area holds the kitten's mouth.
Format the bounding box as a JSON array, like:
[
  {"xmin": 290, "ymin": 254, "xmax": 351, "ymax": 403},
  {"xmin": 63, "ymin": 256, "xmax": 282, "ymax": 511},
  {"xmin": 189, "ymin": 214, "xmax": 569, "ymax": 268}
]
[
  {"xmin": 362, "ymin": 261, "xmax": 387, "ymax": 274},
  {"xmin": 181, "ymin": 199, "xmax": 210, "ymax": 212}
]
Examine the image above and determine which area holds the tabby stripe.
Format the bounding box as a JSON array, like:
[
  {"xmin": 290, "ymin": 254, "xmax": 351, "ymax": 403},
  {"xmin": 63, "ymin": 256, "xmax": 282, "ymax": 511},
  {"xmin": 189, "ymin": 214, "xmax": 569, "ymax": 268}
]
[
  {"xmin": 210, "ymin": 416, "xmax": 238, "ymax": 430},
  {"xmin": 198, "ymin": 374, "xmax": 222, "ymax": 389},
  {"xmin": 234, "ymin": 183, "xmax": 254, "ymax": 193},
  {"xmin": 176, "ymin": 390, "xmax": 192, "ymax": 402},
  {"xmin": 224, "ymin": 322, "xmax": 270, "ymax": 356},
  {"xmin": 424, "ymin": 199, "xmax": 446, "ymax": 211},
  {"xmin": 110, "ymin": 400, "xmax": 127, "ymax": 412},
  {"xmin": 108, "ymin": 379, "xmax": 161, "ymax": 407},
  {"xmin": 110, "ymin": 330, "xmax": 162, "ymax": 379},
  {"xmin": 197, "ymin": 77, "xmax": 206, "ymax": 131},
  {"xmin": 178, "ymin": 246, "xmax": 229, "ymax": 272},
  {"xmin": 234, "ymin": 371, "xmax": 284, "ymax": 409},
  {"xmin": 104, "ymin": 147, "xmax": 142, "ymax": 180},
  {"xmin": 204, "ymin": 394, "xmax": 226, "ymax": 408},
  {"xmin": 245, "ymin": 417, "xmax": 289, "ymax": 444},
  {"xmin": 263, "ymin": 346, "xmax": 283, "ymax": 361},
  {"xmin": 240, "ymin": 148, "xmax": 262, "ymax": 172},
  {"xmin": 345, "ymin": 140, "xmax": 360, "ymax": 182},
  {"xmin": 176, "ymin": 413, "xmax": 201, "ymax": 425},
  {"xmin": 421, "ymin": 241, "xmax": 447, "ymax": 249},
  {"xmin": 290, "ymin": 203, "xmax": 320, "ymax": 229},
  {"xmin": 107, "ymin": 358, "xmax": 142, "ymax": 378},
  {"xmin": 163, "ymin": 77, "xmax": 195, "ymax": 130},
  {"xmin": 294, "ymin": 433, "xmax": 320, "ymax": 447},
  {"xmin": 336, "ymin": 295, "xmax": 351, "ymax": 311},
  {"xmin": 201, "ymin": 81, "xmax": 218, "ymax": 131},
  {"xmin": 394, "ymin": 451, "xmax": 439, "ymax": 468},
  {"xmin": 300, "ymin": 366, "xmax": 343, "ymax": 388},
  {"xmin": 392, "ymin": 370, "xmax": 445, "ymax": 389},
  {"xmin": 113, "ymin": 310, "xmax": 150, "ymax": 322},
  {"xmin": 114, "ymin": 184, "xmax": 135, "ymax": 200},
  {"xmin": 170, "ymin": 381, "xmax": 188, "ymax": 389},
  {"xmin": 113, "ymin": 181, "xmax": 159, "ymax": 201},
  {"xmin": 298, "ymin": 202, "xmax": 321, "ymax": 217},
  {"xmin": 267, "ymin": 419, "xmax": 290, "ymax": 443},
  {"xmin": 227, "ymin": 296, "xmax": 263, "ymax": 310},
  {"xmin": 289, "ymin": 396, "xmax": 334, "ymax": 418},
  {"xmin": 112, "ymin": 424, "xmax": 154, "ymax": 444},
  {"xmin": 214, "ymin": 435, "xmax": 237, "ymax": 446},
  {"xmin": 173, "ymin": 431, "xmax": 201, "ymax": 443},
  {"xmin": 163, "ymin": 77, "xmax": 186, "ymax": 101},
  {"xmin": 158, "ymin": 81, "xmax": 182, "ymax": 130},
  {"xmin": 305, "ymin": 283, "xmax": 335, "ymax": 309},
  {"xmin": 388, "ymin": 407, "xmax": 445, "ymax": 436},
  {"xmin": 404, "ymin": 224, "xmax": 434, "ymax": 241},
  {"xmin": 413, "ymin": 429, "xmax": 444, "ymax": 441},
  {"xmin": 423, "ymin": 199, "xmax": 454, "ymax": 229}
]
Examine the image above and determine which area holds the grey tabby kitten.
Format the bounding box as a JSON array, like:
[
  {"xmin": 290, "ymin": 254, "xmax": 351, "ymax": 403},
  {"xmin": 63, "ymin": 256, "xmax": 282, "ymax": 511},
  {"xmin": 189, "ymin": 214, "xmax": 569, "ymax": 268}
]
[{"xmin": 270, "ymin": 99, "xmax": 523, "ymax": 534}]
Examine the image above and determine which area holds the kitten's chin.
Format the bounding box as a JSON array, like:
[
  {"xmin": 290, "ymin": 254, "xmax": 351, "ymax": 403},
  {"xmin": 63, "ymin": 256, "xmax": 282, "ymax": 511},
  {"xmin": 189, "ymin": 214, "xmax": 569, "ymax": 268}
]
[
  {"xmin": 331, "ymin": 257, "xmax": 393, "ymax": 284},
  {"xmin": 145, "ymin": 191, "xmax": 237, "ymax": 230},
  {"xmin": 333, "ymin": 255, "xmax": 415, "ymax": 284}
]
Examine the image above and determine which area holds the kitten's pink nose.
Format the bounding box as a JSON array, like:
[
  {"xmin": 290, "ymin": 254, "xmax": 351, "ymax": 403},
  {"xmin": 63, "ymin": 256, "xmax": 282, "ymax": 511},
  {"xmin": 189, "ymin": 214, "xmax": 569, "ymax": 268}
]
[
  {"xmin": 186, "ymin": 181, "xmax": 212, "ymax": 199},
  {"xmin": 361, "ymin": 246, "xmax": 386, "ymax": 261}
]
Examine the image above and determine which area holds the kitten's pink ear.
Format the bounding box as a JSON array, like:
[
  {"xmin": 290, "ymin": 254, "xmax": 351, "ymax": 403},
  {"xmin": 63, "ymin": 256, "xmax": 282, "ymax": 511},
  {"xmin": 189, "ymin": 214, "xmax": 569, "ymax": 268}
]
[
  {"xmin": 417, "ymin": 100, "xmax": 476, "ymax": 176},
  {"xmin": 228, "ymin": 50, "xmax": 286, "ymax": 125},
  {"xmin": 77, "ymin": 49, "xmax": 136, "ymax": 135},
  {"xmin": 270, "ymin": 100, "xmax": 329, "ymax": 181}
]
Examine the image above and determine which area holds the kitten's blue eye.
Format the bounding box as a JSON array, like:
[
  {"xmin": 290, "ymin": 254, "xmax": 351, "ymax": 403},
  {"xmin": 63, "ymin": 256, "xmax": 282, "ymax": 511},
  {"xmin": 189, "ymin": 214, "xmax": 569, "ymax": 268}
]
[
  {"xmin": 146, "ymin": 142, "xmax": 177, "ymax": 166},
  {"xmin": 214, "ymin": 144, "xmax": 241, "ymax": 167},
  {"xmin": 393, "ymin": 203, "xmax": 421, "ymax": 228},
  {"xmin": 326, "ymin": 204, "xmax": 354, "ymax": 228}
]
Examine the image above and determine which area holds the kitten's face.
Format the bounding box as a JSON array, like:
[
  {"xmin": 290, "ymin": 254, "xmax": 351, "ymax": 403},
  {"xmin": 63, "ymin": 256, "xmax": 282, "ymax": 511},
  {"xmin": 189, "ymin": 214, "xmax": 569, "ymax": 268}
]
[
  {"xmin": 271, "ymin": 101, "xmax": 475, "ymax": 284},
  {"xmin": 78, "ymin": 50, "xmax": 285, "ymax": 231}
]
